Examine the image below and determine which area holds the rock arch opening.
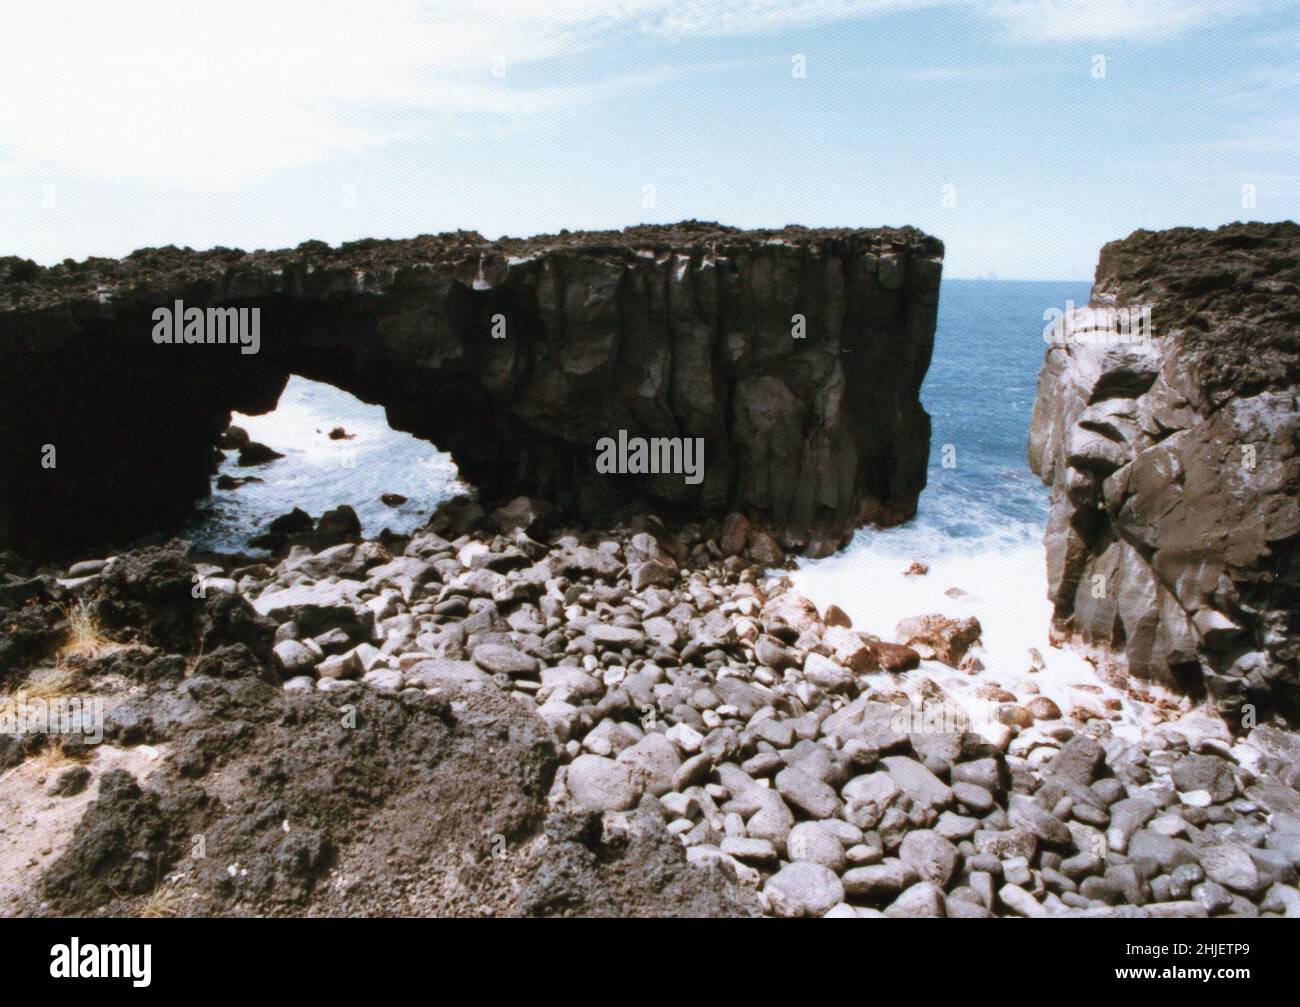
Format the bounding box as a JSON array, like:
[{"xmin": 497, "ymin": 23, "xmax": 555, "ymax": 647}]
[{"xmin": 191, "ymin": 375, "xmax": 465, "ymax": 554}]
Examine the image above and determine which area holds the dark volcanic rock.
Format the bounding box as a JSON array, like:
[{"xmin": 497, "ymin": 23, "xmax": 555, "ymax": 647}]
[
  {"xmin": 236, "ymin": 441, "xmax": 284, "ymax": 466},
  {"xmin": 33, "ymin": 626, "xmax": 753, "ymax": 918},
  {"xmin": 92, "ymin": 542, "xmax": 275, "ymax": 659},
  {"xmin": 1028, "ymin": 222, "xmax": 1300, "ymax": 719},
  {"xmin": 0, "ymin": 223, "xmax": 942, "ymax": 558}
]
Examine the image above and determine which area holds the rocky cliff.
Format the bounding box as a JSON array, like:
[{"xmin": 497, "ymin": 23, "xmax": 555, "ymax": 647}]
[
  {"xmin": 1029, "ymin": 222, "xmax": 1299, "ymax": 720},
  {"xmin": 0, "ymin": 222, "xmax": 942, "ymax": 558}
]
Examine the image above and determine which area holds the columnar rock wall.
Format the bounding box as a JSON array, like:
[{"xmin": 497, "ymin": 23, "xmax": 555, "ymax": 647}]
[
  {"xmin": 1029, "ymin": 222, "xmax": 1299, "ymax": 719},
  {"xmin": 0, "ymin": 222, "xmax": 942, "ymax": 557}
]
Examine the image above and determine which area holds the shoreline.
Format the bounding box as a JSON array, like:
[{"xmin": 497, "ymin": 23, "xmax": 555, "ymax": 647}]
[{"xmin": 3, "ymin": 498, "xmax": 1297, "ymax": 917}]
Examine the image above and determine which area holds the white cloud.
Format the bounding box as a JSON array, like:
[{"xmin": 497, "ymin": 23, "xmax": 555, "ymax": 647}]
[
  {"xmin": 0, "ymin": 0, "xmax": 621, "ymax": 189},
  {"xmin": 984, "ymin": 0, "xmax": 1263, "ymax": 42},
  {"xmin": 0, "ymin": 0, "xmax": 1266, "ymax": 190}
]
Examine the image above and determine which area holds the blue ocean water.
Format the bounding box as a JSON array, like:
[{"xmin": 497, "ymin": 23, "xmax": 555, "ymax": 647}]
[{"xmin": 876, "ymin": 277, "xmax": 1093, "ymax": 555}]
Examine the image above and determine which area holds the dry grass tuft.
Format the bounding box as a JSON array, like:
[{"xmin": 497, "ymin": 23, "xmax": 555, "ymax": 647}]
[
  {"xmin": 28, "ymin": 741, "xmax": 80, "ymax": 775},
  {"xmin": 58, "ymin": 598, "xmax": 124, "ymax": 661},
  {"xmin": 136, "ymin": 884, "xmax": 183, "ymax": 919}
]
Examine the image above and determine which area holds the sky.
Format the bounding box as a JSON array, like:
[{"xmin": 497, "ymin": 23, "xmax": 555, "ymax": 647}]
[{"xmin": 1, "ymin": 1, "xmax": 1297, "ymax": 279}]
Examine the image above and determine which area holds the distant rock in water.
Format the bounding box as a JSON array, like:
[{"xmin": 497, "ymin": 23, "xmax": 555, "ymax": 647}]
[
  {"xmin": 380, "ymin": 493, "xmax": 407, "ymax": 507},
  {"xmin": 216, "ymin": 474, "xmax": 262, "ymax": 490},
  {"xmin": 328, "ymin": 426, "xmax": 353, "ymax": 440},
  {"xmin": 1028, "ymin": 221, "xmax": 1300, "ymax": 721},
  {"xmin": 237, "ymin": 442, "xmax": 284, "ymax": 466},
  {"xmin": 250, "ymin": 504, "xmax": 363, "ymax": 554},
  {"xmin": 218, "ymin": 425, "xmax": 250, "ymax": 450},
  {"xmin": 0, "ymin": 222, "xmax": 941, "ymax": 558}
]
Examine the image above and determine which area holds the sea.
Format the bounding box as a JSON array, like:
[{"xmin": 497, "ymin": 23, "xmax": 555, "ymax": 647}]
[{"xmin": 789, "ymin": 279, "xmax": 1094, "ymax": 691}]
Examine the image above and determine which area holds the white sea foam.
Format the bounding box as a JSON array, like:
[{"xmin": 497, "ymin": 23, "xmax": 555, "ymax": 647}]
[
  {"xmin": 790, "ymin": 521, "xmax": 1183, "ymax": 743},
  {"xmin": 190, "ymin": 376, "xmax": 464, "ymax": 550}
]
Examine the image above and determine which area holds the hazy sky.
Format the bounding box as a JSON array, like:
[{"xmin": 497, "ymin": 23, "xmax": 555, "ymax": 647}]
[{"xmin": 2, "ymin": 1, "xmax": 1296, "ymax": 278}]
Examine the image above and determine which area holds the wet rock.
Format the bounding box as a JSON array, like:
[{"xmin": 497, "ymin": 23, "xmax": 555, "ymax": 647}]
[
  {"xmin": 874, "ymin": 642, "xmax": 921, "ymax": 672},
  {"xmin": 238, "ymin": 442, "xmax": 284, "ymax": 466},
  {"xmin": 746, "ymin": 531, "xmax": 784, "ymax": 567},
  {"xmin": 1026, "ymin": 696, "xmax": 1062, "ymax": 721},
  {"xmin": 488, "ymin": 496, "xmax": 544, "ymax": 536},
  {"xmin": 718, "ymin": 513, "xmax": 750, "ymax": 557},
  {"xmin": 894, "ymin": 614, "xmax": 982, "ymax": 667},
  {"xmin": 316, "ymin": 505, "xmax": 362, "ymax": 544},
  {"xmin": 218, "ymin": 425, "xmax": 250, "ymax": 450}
]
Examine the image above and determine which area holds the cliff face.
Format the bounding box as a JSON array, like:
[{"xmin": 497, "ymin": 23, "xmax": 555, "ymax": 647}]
[
  {"xmin": 0, "ymin": 222, "xmax": 942, "ymax": 557},
  {"xmin": 1029, "ymin": 222, "xmax": 1300, "ymax": 719}
]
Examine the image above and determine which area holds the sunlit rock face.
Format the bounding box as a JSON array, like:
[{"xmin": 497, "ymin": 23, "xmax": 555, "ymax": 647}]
[
  {"xmin": 1029, "ymin": 222, "xmax": 1300, "ymax": 719},
  {"xmin": 0, "ymin": 222, "xmax": 942, "ymax": 558}
]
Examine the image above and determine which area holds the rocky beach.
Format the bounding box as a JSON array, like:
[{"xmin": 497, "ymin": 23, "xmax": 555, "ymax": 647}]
[{"xmin": 0, "ymin": 222, "xmax": 1297, "ymax": 919}]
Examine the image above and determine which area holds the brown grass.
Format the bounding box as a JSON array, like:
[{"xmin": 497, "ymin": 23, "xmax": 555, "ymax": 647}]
[
  {"xmin": 57, "ymin": 598, "xmax": 124, "ymax": 661},
  {"xmin": 136, "ymin": 885, "xmax": 183, "ymax": 919},
  {"xmin": 28, "ymin": 741, "xmax": 80, "ymax": 775}
]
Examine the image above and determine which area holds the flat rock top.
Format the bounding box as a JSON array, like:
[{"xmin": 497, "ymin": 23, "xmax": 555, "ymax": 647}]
[
  {"xmin": 1091, "ymin": 220, "xmax": 1299, "ymax": 397},
  {"xmin": 0, "ymin": 220, "xmax": 942, "ymax": 313}
]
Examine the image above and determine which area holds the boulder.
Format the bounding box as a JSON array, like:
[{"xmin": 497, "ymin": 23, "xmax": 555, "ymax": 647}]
[
  {"xmin": 565, "ymin": 754, "xmax": 642, "ymax": 813},
  {"xmin": 894, "ymin": 614, "xmax": 982, "ymax": 667},
  {"xmin": 763, "ymin": 862, "xmax": 844, "ymax": 918}
]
